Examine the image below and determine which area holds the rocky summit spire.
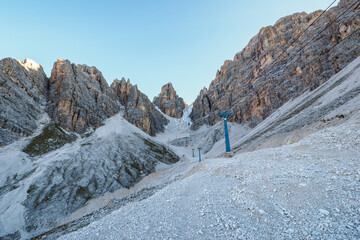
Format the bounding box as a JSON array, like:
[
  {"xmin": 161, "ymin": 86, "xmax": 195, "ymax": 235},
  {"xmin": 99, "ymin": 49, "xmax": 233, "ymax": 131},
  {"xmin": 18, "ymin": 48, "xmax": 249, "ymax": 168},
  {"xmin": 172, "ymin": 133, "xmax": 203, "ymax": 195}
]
[
  {"xmin": 153, "ymin": 82, "xmax": 185, "ymax": 118},
  {"xmin": 0, "ymin": 58, "xmax": 48, "ymax": 145},
  {"xmin": 48, "ymin": 59, "xmax": 120, "ymax": 133},
  {"xmin": 111, "ymin": 78, "xmax": 169, "ymax": 136}
]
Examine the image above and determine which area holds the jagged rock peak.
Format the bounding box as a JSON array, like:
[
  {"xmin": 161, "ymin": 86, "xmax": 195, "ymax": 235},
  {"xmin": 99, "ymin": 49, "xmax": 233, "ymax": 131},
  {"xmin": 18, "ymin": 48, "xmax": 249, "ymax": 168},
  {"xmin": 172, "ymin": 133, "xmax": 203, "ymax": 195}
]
[
  {"xmin": 111, "ymin": 79, "xmax": 168, "ymax": 136},
  {"xmin": 21, "ymin": 58, "xmax": 43, "ymax": 71},
  {"xmin": 339, "ymin": 0, "xmax": 358, "ymax": 8},
  {"xmin": 153, "ymin": 82, "xmax": 185, "ymax": 118},
  {"xmin": 190, "ymin": 1, "xmax": 360, "ymax": 129},
  {"xmin": 111, "ymin": 77, "xmax": 133, "ymax": 105},
  {"xmin": 159, "ymin": 83, "xmax": 177, "ymax": 100},
  {"xmin": 0, "ymin": 57, "xmax": 48, "ymax": 145},
  {"xmin": 48, "ymin": 59, "xmax": 120, "ymax": 133},
  {"xmin": 0, "ymin": 58, "xmax": 48, "ymax": 100},
  {"xmin": 77, "ymin": 64, "xmax": 107, "ymax": 86}
]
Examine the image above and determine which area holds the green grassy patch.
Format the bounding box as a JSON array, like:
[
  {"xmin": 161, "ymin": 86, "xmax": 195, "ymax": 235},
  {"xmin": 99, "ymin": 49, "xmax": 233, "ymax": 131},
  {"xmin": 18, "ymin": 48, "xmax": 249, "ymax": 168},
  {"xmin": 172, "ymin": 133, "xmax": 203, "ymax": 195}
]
[{"xmin": 23, "ymin": 124, "xmax": 77, "ymax": 157}]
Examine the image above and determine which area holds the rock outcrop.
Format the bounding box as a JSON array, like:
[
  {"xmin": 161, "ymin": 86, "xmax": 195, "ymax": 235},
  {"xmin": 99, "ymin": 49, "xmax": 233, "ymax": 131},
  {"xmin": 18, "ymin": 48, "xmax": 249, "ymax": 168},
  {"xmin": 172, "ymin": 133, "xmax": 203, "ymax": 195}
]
[
  {"xmin": 111, "ymin": 78, "xmax": 168, "ymax": 136},
  {"xmin": 190, "ymin": 0, "xmax": 360, "ymax": 129},
  {"xmin": 153, "ymin": 83, "xmax": 185, "ymax": 118},
  {"xmin": 0, "ymin": 58, "xmax": 48, "ymax": 145},
  {"xmin": 48, "ymin": 59, "xmax": 120, "ymax": 133}
]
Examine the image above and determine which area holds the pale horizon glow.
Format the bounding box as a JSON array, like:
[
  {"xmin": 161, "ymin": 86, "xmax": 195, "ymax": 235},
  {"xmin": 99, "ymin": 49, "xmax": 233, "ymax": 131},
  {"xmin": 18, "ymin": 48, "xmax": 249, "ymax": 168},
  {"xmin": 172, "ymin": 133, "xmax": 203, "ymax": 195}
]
[{"xmin": 0, "ymin": 0, "xmax": 340, "ymax": 103}]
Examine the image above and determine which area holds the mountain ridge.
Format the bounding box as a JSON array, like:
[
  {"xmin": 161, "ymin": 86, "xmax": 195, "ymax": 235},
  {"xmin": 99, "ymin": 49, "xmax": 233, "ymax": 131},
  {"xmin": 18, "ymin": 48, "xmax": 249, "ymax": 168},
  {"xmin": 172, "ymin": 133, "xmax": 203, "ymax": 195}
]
[{"xmin": 0, "ymin": 58, "xmax": 180, "ymax": 146}]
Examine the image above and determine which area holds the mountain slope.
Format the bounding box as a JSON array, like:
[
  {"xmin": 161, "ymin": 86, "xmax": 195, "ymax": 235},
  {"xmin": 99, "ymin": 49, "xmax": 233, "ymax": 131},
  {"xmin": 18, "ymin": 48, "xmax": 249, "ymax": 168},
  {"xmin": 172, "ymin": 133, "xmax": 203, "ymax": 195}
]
[
  {"xmin": 231, "ymin": 55, "xmax": 360, "ymax": 154},
  {"xmin": 0, "ymin": 114, "xmax": 179, "ymax": 239}
]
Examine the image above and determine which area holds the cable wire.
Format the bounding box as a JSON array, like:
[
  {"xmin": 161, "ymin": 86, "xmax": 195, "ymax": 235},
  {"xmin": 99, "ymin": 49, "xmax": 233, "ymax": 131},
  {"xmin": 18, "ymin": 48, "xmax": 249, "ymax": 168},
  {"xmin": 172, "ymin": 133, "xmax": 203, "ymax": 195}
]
[
  {"xmin": 277, "ymin": 0, "xmax": 338, "ymax": 60},
  {"xmin": 254, "ymin": 0, "xmax": 360, "ymax": 84},
  {"xmin": 302, "ymin": 0, "xmax": 360, "ymax": 53}
]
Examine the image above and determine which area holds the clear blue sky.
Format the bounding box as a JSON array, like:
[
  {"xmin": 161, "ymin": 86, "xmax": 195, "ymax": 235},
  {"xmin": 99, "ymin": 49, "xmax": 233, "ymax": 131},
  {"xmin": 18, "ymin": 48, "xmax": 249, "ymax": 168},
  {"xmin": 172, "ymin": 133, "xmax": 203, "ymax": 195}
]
[{"xmin": 0, "ymin": 0, "xmax": 339, "ymax": 103}]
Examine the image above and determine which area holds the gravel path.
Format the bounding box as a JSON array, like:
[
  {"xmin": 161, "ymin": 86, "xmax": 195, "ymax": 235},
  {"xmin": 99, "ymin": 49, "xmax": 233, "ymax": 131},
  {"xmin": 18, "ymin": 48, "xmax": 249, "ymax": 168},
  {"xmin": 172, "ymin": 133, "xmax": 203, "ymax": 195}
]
[{"xmin": 58, "ymin": 113, "xmax": 360, "ymax": 240}]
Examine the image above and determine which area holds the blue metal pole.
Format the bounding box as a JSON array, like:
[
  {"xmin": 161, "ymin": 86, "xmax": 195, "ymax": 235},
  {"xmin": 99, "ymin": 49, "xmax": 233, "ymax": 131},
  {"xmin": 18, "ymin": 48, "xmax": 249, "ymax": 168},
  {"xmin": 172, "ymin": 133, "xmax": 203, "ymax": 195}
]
[
  {"xmin": 198, "ymin": 148, "xmax": 201, "ymax": 162},
  {"xmin": 224, "ymin": 117, "xmax": 231, "ymax": 152}
]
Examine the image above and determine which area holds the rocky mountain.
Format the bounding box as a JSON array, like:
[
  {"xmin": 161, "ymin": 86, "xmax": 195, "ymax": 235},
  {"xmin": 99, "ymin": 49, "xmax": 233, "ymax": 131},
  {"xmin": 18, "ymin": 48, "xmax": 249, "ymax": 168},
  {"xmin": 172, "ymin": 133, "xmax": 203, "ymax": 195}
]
[
  {"xmin": 0, "ymin": 56, "xmax": 180, "ymax": 239},
  {"xmin": 48, "ymin": 59, "xmax": 120, "ymax": 133},
  {"xmin": 190, "ymin": 0, "xmax": 360, "ymax": 129},
  {"xmin": 56, "ymin": 56, "xmax": 360, "ymax": 240},
  {"xmin": 1, "ymin": 2, "xmax": 359, "ymax": 238},
  {"xmin": 0, "ymin": 59, "xmax": 180, "ymax": 239},
  {"xmin": 153, "ymin": 83, "xmax": 185, "ymax": 118},
  {"xmin": 0, "ymin": 58, "xmax": 170, "ymax": 146},
  {"xmin": 111, "ymin": 78, "xmax": 169, "ymax": 136},
  {"xmin": 0, "ymin": 58, "xmax": 48, "ymax": 146}
]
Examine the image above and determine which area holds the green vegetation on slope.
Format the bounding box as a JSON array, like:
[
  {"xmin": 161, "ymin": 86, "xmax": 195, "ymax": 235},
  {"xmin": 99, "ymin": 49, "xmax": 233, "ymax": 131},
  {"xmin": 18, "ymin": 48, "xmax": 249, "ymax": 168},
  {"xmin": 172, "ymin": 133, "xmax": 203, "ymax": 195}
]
[{"xmin": 23, "ymin": 124, "xmax": 77, "ymax": 157}]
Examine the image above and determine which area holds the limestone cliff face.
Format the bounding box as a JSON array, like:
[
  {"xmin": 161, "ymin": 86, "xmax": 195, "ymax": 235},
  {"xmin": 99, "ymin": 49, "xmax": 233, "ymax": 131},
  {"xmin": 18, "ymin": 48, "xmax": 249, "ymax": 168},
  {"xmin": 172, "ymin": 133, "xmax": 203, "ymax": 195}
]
[
  {"xmin": 153, "ymin": 83, "xmax": 185, "ymax": 118},
  {"xmin": 190, "ymin": 0, "xmax": 360, "ymax": 128},
  {"xmin": 0, "ymin": 57, "xmax": 169, "ymax": 145},
  {"xmin": 48, "ymin": 59, "xmax": 120, "ymax": 133},
  {"xmin": 0, "ymin": 58, "xmax": 48, "ymax": 145},
  {"xmin": 111, "ymin": 78, "xmax": 168, "ymax": 136}
]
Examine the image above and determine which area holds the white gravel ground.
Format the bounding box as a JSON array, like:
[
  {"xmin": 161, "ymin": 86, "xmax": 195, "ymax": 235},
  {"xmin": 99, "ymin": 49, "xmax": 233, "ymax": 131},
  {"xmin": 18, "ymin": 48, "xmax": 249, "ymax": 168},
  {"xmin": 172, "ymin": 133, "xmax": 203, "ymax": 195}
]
[{"xmin": 58, "ymin": 111, "xmax": 360, "ymax": 240}]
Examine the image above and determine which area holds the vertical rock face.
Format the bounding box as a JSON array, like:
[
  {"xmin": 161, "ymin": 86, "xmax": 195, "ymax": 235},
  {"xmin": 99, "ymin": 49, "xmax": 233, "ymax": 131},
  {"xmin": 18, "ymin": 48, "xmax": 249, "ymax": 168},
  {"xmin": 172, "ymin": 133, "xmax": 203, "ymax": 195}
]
[
  {"xmin": 111, "ymin": 78, "xmax": 168, "ymax": 136},
  {"xmin": 0, "ymin": 57, "xmax": 170, "ymax": 145},
  {"xmin": 0, "ymin": 58, "xmax": 48, "ymax": 145},
  {"xmin": 189, "ymin": 87, "xmax": 212, "ymax": 127},
  {"xmin": 0, "ymin": 58, "xmax": 48, "ymax": 104},
  {"xmin": 48, "ymin": 59, "xmax": 120, "ymax": 133},
  {"xmin": 190, "ymin": 0, "xmax": 360, "ymax": 128},
  {"xmin": 153, "ymin": 83, "xmax": 185, "ymax": 118}
]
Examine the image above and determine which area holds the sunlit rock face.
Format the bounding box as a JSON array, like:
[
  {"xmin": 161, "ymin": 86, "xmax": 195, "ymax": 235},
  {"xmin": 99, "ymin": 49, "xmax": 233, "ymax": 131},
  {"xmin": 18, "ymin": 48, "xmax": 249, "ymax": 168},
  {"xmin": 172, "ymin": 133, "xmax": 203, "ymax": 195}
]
[
  {"xmin": 153, "ymin": 83, "xmax": 185, "ymax": 118},
  {"xmin": 48, "ymin": 59, "xmax": 120, "ymax": 133},
  {"xmin": 190, "ymin": 0, "xmax": 360, "ymax": 129},
  {"xmin": 0, "ymin": 58, "xmax": 48, "ymax": 145},
  {"xmin": 111, "ymin": 78, "xmax": 168, "ymax": 136}
]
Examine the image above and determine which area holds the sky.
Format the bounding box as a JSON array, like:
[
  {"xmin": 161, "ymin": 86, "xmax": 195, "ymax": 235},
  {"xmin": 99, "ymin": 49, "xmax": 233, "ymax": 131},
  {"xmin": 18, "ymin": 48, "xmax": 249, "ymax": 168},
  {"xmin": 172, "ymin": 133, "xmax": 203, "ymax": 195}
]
[{"xmin": 0, "ymin": 0, "xmax": 339, "ymax": 103}]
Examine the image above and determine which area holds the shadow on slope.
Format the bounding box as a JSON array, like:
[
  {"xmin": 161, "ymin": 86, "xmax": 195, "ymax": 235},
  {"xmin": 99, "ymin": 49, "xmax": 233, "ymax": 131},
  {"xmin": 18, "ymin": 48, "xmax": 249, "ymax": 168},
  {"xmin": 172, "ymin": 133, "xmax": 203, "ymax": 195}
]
[{"xmin": 0, "ymin": 114, "xmax": 180, "ymax": 240}]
